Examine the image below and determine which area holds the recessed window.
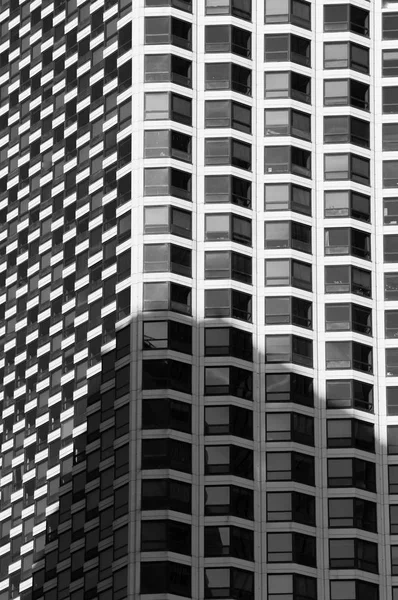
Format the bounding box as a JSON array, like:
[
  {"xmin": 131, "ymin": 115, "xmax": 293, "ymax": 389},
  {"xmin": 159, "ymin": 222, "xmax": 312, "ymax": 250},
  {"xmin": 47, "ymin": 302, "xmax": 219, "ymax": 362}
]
[
  {"xmin": 204, "ymin": 366, "xmax": 253, "ymax": 399},
  {"xmin": 145, "ymin": 54, "xmax": 192, "ymax": 87},
  {"xmin": 205, "ymin": 138, "xmax": 252, "ymax": 170},
  {"xmin": 325, "ymin": 341, "xmax": 373, "ymax": 373},
  {"xmin": 265, "ymin": 296, "xmax": 312, "ymax": 329},
  {"xmin": 384, "ymin": 235, "xmax": 398, "ymax": 263},
  {"xmin": 205, "ymin": 327, "xmax": 252, "ymax": 361},
  {"xmin": 325, "ymin": 303, "xmax": 372, "ymax": 335},
  {"xmin": 204, "ymin": 250, "xmax": 252, "ymax": 284},
  {"xmin": 141, "ymin": 520, "xmax": 191, "ymax": 554},
  {"xmin": 264, "ymin": 108, "xmax": 311, "ymax": 140},
  {"xmin": 267, "ymin": 491, "xmax": 315, "ymax": 525},
  {"xmin": 143, "ymin": 243, "xmax": 191, "ymax": 277},
  {"xmin": 205, "ymin": 405, "xmax": 253, "ymax": 439},
  {"xmin": 324, "ymin": 227, "xmax": 370, "ymax": 260},
  {"xmin": 324, "ymin": 115, "xmax": 369, "ymax": 148},
  {"xmin": 145, "ymin": 0, "xmax": 192, "ymax": 11},
  {"xmin": 144, "ymin": 205, "xmax": 192, "ymax": 238},
  {"xmin": 387, "ymin": 349, "xmax": 398, "ymax": 377},
  {"xmin": 141, "ymin": 561, "xmax": 191, "ymax": 596},
  {"xmin": 327, "ymin": 418, "xmax": 374, "ymax": 452},
  {"xmin": 205, "ymin": 0, "xmax": 252, "ymax": 21},
  {"xmin": 324, "ymin": 4, "xmax": 369, "ymax": 36},
  {"xmin": 324, "ymin": 78, "xmax": 369, "ymax": 110},
  {"xmin": 384, "ymin": 197, "xmax": 398, "ymax": 225},
  {"xmin": 329, "ymin": 498, "xmax": 377, "ymax": 531},
  {"xmin": 205, "ymin": 175, "xmax": 252, "ymax": 208},
  {"xmin": 143, "ymin": 320, "xmax": 192, "ymax": 354},
  {"xmin": 143, "ymin": 281, "xmax": 192, "ymax": 314},
  {"xmin": 205, "ymin": 485, "xmax": 253, "ymax": 519},
  {"xmin": 266, "ymin": 412, "xmax": 314, "ymax": 446},
  {"xmin": 205, "ymin": 526, "xmax": 254, "ymax": 560},
  {"xmin": 204, "ymin": 568, "xmax": 254, "ymax": 600},
  {"xmin": 269, "ymin": 575, "xmax": 317, "ymax": 600},
  {"xmin": 264, "ymin": 33, "xmax": 311, "ymax": 67},
  {"xmin": 205, "ymin": 25, "xmax": 251, "ymax": 57},
  {"xmin": 328, "ymin": 457, "xmax": 376, "ymax": 491},
  {"xmin": 142, "ymin": 438, "xmax": 192, "ymax": 472},
  {"xmin": 324, "ymin": 190, "xmax": 370, "ymax": 222},
  {"xmin": 325, "ymin": 264, "xmax": 371, "ymax": 297},
  {"xmin": 383, "ymin": 123, "xmax": 398, "ymax": 151},
  {"xmin": 144, "ymin": 91, "xmax": 192, "ymax": 124},
  {"xmin": 264, "ymin": 220, "xmax": 311, "ymax": 253},
  {"xmin": 267, "ymin": 532, "xmax": 317, "ymax": 567},
  {"xmin": 205, "ymin": 288, "xmax": 252, "ymax": 322},
  {"xmin": 205, "ymin": 445, "xmax": 253, "ymax": 479},
  {"xmin": 385, "ymin": 273, "xmax": 398, "ymax": 301},
  {"xmin": 383, "ymin": 87, "xmax": 398, "ymax": 114},
  {"xmin": 383, "ymin": 13, "xmax": 398, "ymax": 39},
  {"xmin": 265, "ymin": 372, "xmax": 314, "ymax": 407},
  {"xmin": 205, "ymin": 100, "xmax": 251, "ymax": 133},
  {"xmin": 264, "ymin": 70, "xmax": 311, "ymax": 104},
  {"xmin": 264, "ymin": 146, "xmax": 311, "ymax": 178},
  {"xmin": 144, "ymin": 16, "xmax": 192, "ymax": 50},
  {"xmin": 144, "ymin": 130, "xmax": 192, "ymax": 162},
  {"xmin": 329, "ymin": 539, "xmax": 378, "ymax": 574},
  {"xmin": 265, "ymin": 334, "xmax": 313, "ymax": 367},
  {"xmin": 324, "ymin": 153, "xmax": 370, "ymax": 185},
  {"xmin": 144, "ymin": 167, "xmax": 191, "ymax": 200},
  {"xmin": 264, "ymin": 0, "xmax": 311, "ymax": 28},
  {"xmin": 142, "ymin": 359, "xmax": 192, "ymax": 393},
  {"xmin": 205, "ymin": 63, "xmax": 252, "ymax": 95},
  {"xmin": 264, "ymin": 182, "xmax": 311, "ymax": 215},
  {"xmin": 384, "ymin": 160, "xmax": 398, "ymax": 188},
  {"xmin": 141, "ymin": 479, "xmax": 192, "ymax": 513},
  {"xmin": 264, "ymin": 258, "xmax": 312, "ymax": 291},
  {"xmin": 383, "ymin": 49, "xmax": 398, "ymax": 77},
  {"xmin": 205, "ymin": 213, "xmax": 252, "ymax": 245},
  {"xmin": 324, "ymin": 42, "xmax": 369, "ymax": 73}
]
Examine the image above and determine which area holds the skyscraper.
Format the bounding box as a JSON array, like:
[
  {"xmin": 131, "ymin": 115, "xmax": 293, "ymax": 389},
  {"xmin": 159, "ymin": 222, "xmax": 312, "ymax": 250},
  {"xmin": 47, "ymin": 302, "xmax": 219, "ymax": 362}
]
[{"xmin": 2, "ymin": 0, "xmax": 398, "ymax": 599}]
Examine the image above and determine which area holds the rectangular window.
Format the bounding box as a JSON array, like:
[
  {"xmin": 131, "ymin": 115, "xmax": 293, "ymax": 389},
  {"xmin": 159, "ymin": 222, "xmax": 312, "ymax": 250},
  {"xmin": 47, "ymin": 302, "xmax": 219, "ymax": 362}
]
[
  {"xmin": 324, "ymin": 190, "xmax": 370, "ymax": 222},
  {"xmin": 324, "ymin": 78, "xmax": 369, "ymax": 111},
  {"xmin": 328, "ymin": 457, "xmax": 375, "ymax": 491},
  {"xmin": 383, "ymin": 87, "xmax": 398, "ymax": 114},
  {"xmin": 384, "ymin": 160, "xmax": 398, "ymax": 188},
  {"xmin": 264, "ymin": 108, "xmax": 311, "ymax": 140},
  {"xmin": 205, "ymin": 63, "xmax": 252, "ymax": 96},
  {"xmin": 324, "ymin": 4, "xmax": 369, "ymax": 36},
  {"xmin": 383, "ymin": 13, "xmax": 398, "ymax": 39},
  {"xmin": 324, "ymin": 153, "xmax": 370, "ymax": 185},
  {"xmin": 205, "ymin": 100, "xmax": 251, "ymax": 133},
  {"xmin": 265, "ymin": 146, "xmax": 311, "ymax": 178},
  {"xmin": 145, "ymin": 54, "xmax": 192, "ymax": 87},
  {"xmin": 205, "ymin": 0, "xmax": 252, "ymax": 21},
  {"xmin": 324, "ymin": 42, "xmax": 369, "ymax": 74},
  {"xmin": 329, "ymin": 498, "xmax": 376, "ymax": 532},
  {"xmin": 205, "ymin": 138, "xmax": 252, "ymax": 170},
  {"xmin": 264, "ymin": 0, "xmax": 311, "ymax": 29},
  {"xmin": 267, "ymin": 491, "xmax": 315, "ymax": 525},
  {"xmin": 205, "ymin": 25, "xmax": 251, "ymax": 57},
  {"xmin": 205, "ymin": 175, "xmax": 251, "ymax": 208},
  {"xmin": 264, "ymin": 182, "xmax": 311, "ymax": 215},
  {"xmin": 383, "ymin": 50, "xmax": 398, "ymax": 77},
  {"xmin": 265, "ymin": 296, "xmax": 312, "ymax": 329},
  {"xmin": 264, "ymin": 33, "xmax": 311, "ymax": 67},
  {"xmin": 265, "ymin": 372, "xmax": 313, "ymax": 407},
  {"xmin": 329, "ymin": 539, "xmax": 378, "ymax": 574}
]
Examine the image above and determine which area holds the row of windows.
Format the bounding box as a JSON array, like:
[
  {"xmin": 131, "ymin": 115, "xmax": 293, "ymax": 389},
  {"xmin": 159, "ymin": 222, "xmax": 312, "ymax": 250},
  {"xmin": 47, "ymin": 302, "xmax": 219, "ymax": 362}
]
[
  {"xmin": 143, "ymin": 187, "xmax": 374, "ymax": 224},
  {"xmin": 143, "ymin": 153, "xmax": 377, "ymax": 186}
]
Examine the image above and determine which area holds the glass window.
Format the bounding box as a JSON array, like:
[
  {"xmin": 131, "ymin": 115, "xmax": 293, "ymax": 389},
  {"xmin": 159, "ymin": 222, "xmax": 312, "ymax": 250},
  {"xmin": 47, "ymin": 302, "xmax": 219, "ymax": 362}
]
[
  {"xmin": 383, "ymin": 123, "xmax": 398, "ymax": 151},
  {"xmin": 384, "ymin": 198, "xmax": 398, "ymax": 225},
  {"xmin": 384, "ymin": 160, "xmax": 398, "ymax": 188},
  {"xmin": 385, "ymin": 273, "xmax": 398, "ymax": 301},
  {"xmin": 383, "ymin": 50, "xmax": 398, "ymax": 77},
  {"xmin": 387, "ymin": 388, "xmax": 398, "ymax": 416},
  {"xmin": 384, "ymin": 87, "xmax": 398, "ymax": 114}
]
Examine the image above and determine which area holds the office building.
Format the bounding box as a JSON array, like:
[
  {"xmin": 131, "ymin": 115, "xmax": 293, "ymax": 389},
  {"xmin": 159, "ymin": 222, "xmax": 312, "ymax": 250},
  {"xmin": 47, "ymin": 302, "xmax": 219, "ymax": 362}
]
[{"xmin": 2, "ymin": 0, "xmax": 398, "ymax": 599}]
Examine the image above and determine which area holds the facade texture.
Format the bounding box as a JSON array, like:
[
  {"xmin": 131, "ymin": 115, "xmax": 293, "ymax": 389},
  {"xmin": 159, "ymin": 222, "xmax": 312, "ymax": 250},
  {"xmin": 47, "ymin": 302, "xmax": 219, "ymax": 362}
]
[{"xmin": 2, "ymin": 0, "xmax": 398, "ymax": 599}]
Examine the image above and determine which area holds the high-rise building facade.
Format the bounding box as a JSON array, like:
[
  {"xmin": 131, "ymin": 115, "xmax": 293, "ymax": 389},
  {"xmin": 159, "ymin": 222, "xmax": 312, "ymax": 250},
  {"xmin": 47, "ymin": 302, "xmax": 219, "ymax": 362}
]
[{"xmin": 3, "ymin": 0, "xmax": 398, "ymax": 599}]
